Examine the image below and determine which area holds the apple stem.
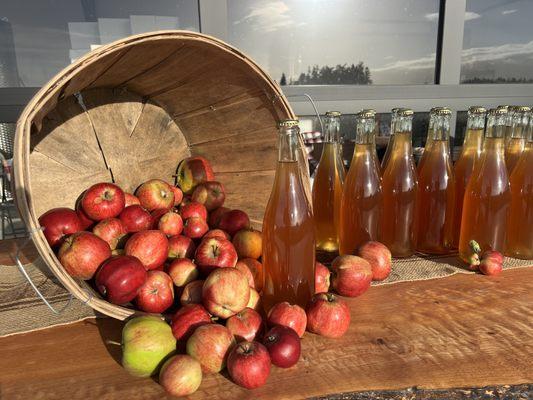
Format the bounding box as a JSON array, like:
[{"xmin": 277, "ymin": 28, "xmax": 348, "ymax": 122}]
[
  {"xmin": 326, "ymin": 293, "xmax": 336, "ymax": 302},
  {"xmin": 106, "ymin": 340, "xmax": 121, "ymax": 346}
]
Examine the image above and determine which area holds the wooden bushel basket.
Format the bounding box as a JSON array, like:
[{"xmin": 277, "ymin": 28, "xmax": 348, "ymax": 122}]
[{"xmin": 14, "ymin": 31, "xmax": 308, "ymax": 320}]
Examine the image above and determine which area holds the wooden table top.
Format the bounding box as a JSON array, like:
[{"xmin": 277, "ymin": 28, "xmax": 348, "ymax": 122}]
[{"xmin": 0, "ymin": 238, "xmax": 532, "ymax": 399}]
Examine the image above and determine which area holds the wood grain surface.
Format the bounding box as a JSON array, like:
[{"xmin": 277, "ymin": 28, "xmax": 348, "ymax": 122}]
[{"xmin": 1, "ymin": 265, "xmax": 531, "ymax": 400}]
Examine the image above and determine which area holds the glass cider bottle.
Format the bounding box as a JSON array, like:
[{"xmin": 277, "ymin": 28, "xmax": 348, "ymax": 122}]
[
  {"xmin": 415, "ymin": 108, "xmax": 456, "ymax": 254},
  {"xmin": 381, "ymin": 109, "xmax": 419, "ymax": 257},
  {"xmin": 312, "ymin": 111, "xmax": 345, "ymax": 253},
  {"xmin": 459, "ymin": 108, "xmax": 511, "ymax": 261},
  {"xmin": 339, "ymin": 109, "xmax": 383, "ymax": 255},
  {"xmin": 452, "ymin": 106, "xmax": 486, "ymax": 248},
  {"xmin": 381, "ymin": 108, "xmax": 400, "ymax": 171},
  {"xmin": 506, "ymin": 110, "xmax": 533, "ymax": 259},
  {"xmin": 262, "ymin": 120, "xmax": 315, "ymax": 312},
  {"xmin": 505, "ymin": 106, "xmax": 530, "ymax": 174}
]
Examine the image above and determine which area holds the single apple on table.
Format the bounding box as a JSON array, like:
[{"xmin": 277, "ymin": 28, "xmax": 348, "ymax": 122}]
[
  {"xmin": 232, "ymin": 229, "xmax": 262, "ymax": 260},
  {"xmin": 92, "ymin": 218, "xmax": 128, "ymax": 250},
  {"xmin": 95, "ymin": 255, "xmax": 147, "ymax": 304},
  {"xmin": 168, "ymin": 235, "xmax": 196, "ymax": 259},
  {"xmin": 202, "ymin": 267, "xmax": 250, "ymax": 319},
  {"xmin": 330, "ymin": 255, "xmax": 372, "ymax": 297},
  {"xmin": 158, "ymin": 210, "xmax": 183, "ymax": 236},
  {"xmin": 262, "ymin": 325, "xmax": 301, "ymax": 368},
  {"xmin": 167, "ymin": 258, "xmax": 199, "ymax": 287},
  {"xmin": 176, "ymin": 156, "xmax": 215, "ymax": 194},
  {"xmin": 203, "ymin": 229, "xmax": 231, "ymax": 240},
  {"xmin": 135, "ymin": 179, "xmax": 174, "ymax": 211},
  {"xmin": 227, "ymin": 341, "xmax": 271, "ymax": 389},
  {"xmin": 267, "ymin": 302, "xmax": 307, "ymax": 338},
  {"xmin": 180, "ymin": 201, "xmax": 208, "ymax": 221},
  {"xmin": 124, "ymin": 193, "xmax": 141, "ymax": 207},
  {"xmin": 121, "ymin": 316, "xmax": 176, "ymax": 377},
  {"xmin": 358, "ymin": 241, "xmax": 392, "ymax": 281},
  {"xmin": 124, "ymin": 230, "xmax": 169, "ymax": 270},
  {"xmin": 159, "ymin": 355, "xmax": 202, "ymax": 397},
  {"xmin": 171, "ymin": 303, "xmax": 212, "ymax": 342},
  {"xmin": 218, "ymin": 209, "xmax": 251, "ymax": 237},
  {"xmin": 180, "ymin": 280, "xmax": 205, "ymax": 306},
  {"xmin": 38, "ymin": 207, "xmax": 82, "ymax": 248},
  {"xmin": 119, "ymin": 205, "xmax": 153, "ymax": 233},
  {"xmin": 135, "ymin": 270, "xmax": 174, "ymax": 314},
  {"xmin": 58, "ymin": 231, "xmax": 111, "ymax": 280},
  {"xmin": 195, "ymin": 237, "xmax": 238, "ymax": 275},
  {"xmin": 479, "ymin": 250, "xmax": 504, "ymax": 276},
  {"xmin": 226, "ymin": 307, "xmax": 264, "ymax": 342},
  {"xmin": 315, "ymin": 261, "xmax": 331, "ymax": 293},
  {"xmin": 235, "ymin": 258, "xmax": 263, "ymax": 292},
  {"xmin": 191, "ymin": 181, "xmax": 226, "ymax": 211},
  {"xmin": 81, "ymin": 182, "xmax": 125, "ymax": 221},
  {"xmin": 186, "ymin": 323, "xmax": 236, "ymax": 373},
  {"xmin": 306, "ymin": 292, "xmax": 351, "ymax": 338},
  {"xmin": 208, "ymin": 206, "xmax": 230, "ymax": 228},
  {"xmin": 183, "ymin": 217, "xmax": 209, "ymax": 239}
]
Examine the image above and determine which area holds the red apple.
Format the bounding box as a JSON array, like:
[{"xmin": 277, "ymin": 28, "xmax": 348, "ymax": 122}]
[
  {"xmin": 135, "ymin": 179, "xmax": 174, "ymax": 211},
  {"xmin": 125, "ymin": 230, "xmax": 169, "ymax": 270},
  {"xmin": 81, "ymin": 182, "xmax": 125, "ymax": 221},
  {"xmin": 358, "ymin": 241, "xmax": 392, "ymax": 281},
  {"xmin": 168, "ymin": 235, "xmax": 196, "ymax": 259},
  {"xmin": 177, "ymin": 156, "xmax": 215, "ymax": 194},
  {"xmin": 218, "ymin": 210, "xmax": 251, "ymax": 237},
  {"xmin": 183, "ymin": 217, "xmax": 209, "ymax": 239},
  {"xmin": 95, "ymin": 255, "xmax": 147, "ymax": 304},
  {"xmin": 232, "ymin": 229, "xmax": 262, "ymax": 260},
  {"xmin": 262, "ymin": 325, "xmax": 301, "ymax": 368},
  {"xmin": 226, "ymin": 308, "xmax": 264, "ymax": 342},
  {"xmin": 479, "ymin": 250, "xmax": 504, "ymax": 276},
  {"xmin": 306, "ymin": 292, "xmax": 350, "ymax": 338},
  {"xmin": 180, "ymin": 280, "xmax": 204, "ymax": 306},
  {"xmin": 119, "ymin": 205, "xmax": 153, "ymax": 233},
  {"xmin": 191, "ymin": 181, "xmax": 226, "ymax": 211},
  {"xmin": 170, "ymin": 186, "xmax": 184, "ymax": 206},
  {"xmin": 167, "ymin": 258, "xmax": 199, "ymax": 287},
  {"xmin": 235, "ymin": 258, "xmax": 263, "ymax": 292},
  {"xmin": 150, "ymin": 208, "xmax": 168, "ymax": 227},
  {"xmin": 171, "ymin": 304, "xmax": 212, "ymax": 342},
  {"xmin": 235, "ymin": 259, "xmax": 255, "ymax": 288},
  {"xmin": 203, "ymin": 229, "xmax": 231, "ymax": 240},
  {"xmin": 158, "ymin": 211, "xmax": 183, "ymax": 236},
  {"xmin": 181, "ymin": 201, "xmax": 208, "ymax": 221},
  {"xmin": 124, "ymin": 193, "xmax": 141, "ymax": 207},
  {"xmin": 246, "ymin": 288, "xmax": 261, "ymax": 311},
  {"xmin": 267, "ymin": 302, "xmax": 307, "ymax": 338},
  {"xmin": 330, "ymin": 255, "xmax": 372, "ymax": 297},
  {"xmin": 38, "ymin": 207, "xmax": 82, "ymax": 248},
  {"xmin": 135, "ymin": 270, "xmax": 174, "ymax": 313},
  {"xmin": 58, "ymin": 232, "xmax": 111, "ymax": 280},
  {"xmin": 186, "ymin": 324, "xmax": 235, "ymax": 373},
  {"xmin": 76, "ymin": 200, "xmax": 94, "ymax": 230},
  {"xmin": 202, "ymin": 268, "xmax": 250, "ymax": 319},
  {"xmin": 159, "ymin": 355, "xmax": 202, "ymax": 397},
  {"xmin": 195, "ymin": 237, "xmax": 238, "ymax": 275},
  {"xmin": 208, "ymin": 206, "xmax": 230, "ymax": 228},
  {"xmin": 315, "ymin": 261, "xmax": 331, "ymax": 294},
  {"xmin": 227, "ymin": 341, "xmax": 271, "ymax": 389},
  {"xmin": 92, "ymin": 218, "xmax": 128, "ymax": 250}
]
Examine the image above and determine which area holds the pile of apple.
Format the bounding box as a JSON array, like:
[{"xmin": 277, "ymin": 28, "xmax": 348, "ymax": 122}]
[{"xmin": 37, "ymin": 156, "xmax": 393, "ymax": 396}]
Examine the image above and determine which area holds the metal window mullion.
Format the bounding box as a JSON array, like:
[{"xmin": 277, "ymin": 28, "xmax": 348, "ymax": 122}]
[
  {"xmin": 439, "ymin": 0, "xmax": 467, "ymax": 85},
  {"xmin": 198, "ymin": 0, "xmax": 228, "ymax": 41}
]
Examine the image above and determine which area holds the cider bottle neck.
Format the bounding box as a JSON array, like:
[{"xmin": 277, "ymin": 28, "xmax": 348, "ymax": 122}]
[
  {"xmin": 278, "ymin": 126, "xmax": 300, "ymax": 162},
  {"xmin": 355, "ymin": 116, "xmax": 376, "ymax": 145},
  {"xmin": 428, "ymin": 114, "xmax": 451, "ymax": 141},
  {"xmin": 323, "ymin": 115, "xmax": 341, "ymax": 143},
  {"xmin": 485, "ymin": 113, "xmax": 507, "ymax": 139},
  {"xmin": 510, "ymin": 111, "xmax": 530, "ymax": 139}
]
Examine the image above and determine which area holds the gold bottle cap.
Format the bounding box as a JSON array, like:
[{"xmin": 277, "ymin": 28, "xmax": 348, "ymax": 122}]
[
  {"xmin": 497, "ymin": 105, "xmax": 510, "ymax": 110},
  {"xmin": 431, "ymin": 107, "xmax": 452, "ymax": 115},
  {"xmin": 357, "ymin": 109, "xmax": 376, "ymax": 118},
  {"xmin": 325, "ymin": 111, "xmax": 341, "ymax": 117},
  {"xmin": 488, "ymin": 108, "xmax": 508, "ymax": 116},
  {"xmin": 278, "ymin": 119, "xmax": 299, "ymax": 128},
  {"xmin": 397, "ymin": 108, "xmax": 414, "ymax": 117},
  {"xmin": 510, "ymin": 105, "xmax": 531, "ymax": 113},
  {"xmin": 391, "ymin": 107, "xmax": 401, "ymax": 114},
  {"xmin": 468, "ymin": 106, "xmax": 487, "ymax": 114}
]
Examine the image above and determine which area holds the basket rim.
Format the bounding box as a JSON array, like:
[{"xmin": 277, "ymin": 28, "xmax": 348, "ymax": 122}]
[{"xmin": 13, "ymin": 30, "xmax": 295, "ymax": 320}]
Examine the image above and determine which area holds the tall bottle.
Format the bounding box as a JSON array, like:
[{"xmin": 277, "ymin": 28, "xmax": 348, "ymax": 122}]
[
  {"xmin": 506, "ymin": 111, "xmax": 533, "ymax": 259},
  {"xmin": 505, "ymin": 106, "xmax": 530, "ymax": 174},
  {"xmin": 459, "ymin": 108, "xmax": 511, "ymax": 261},
  {"xmin": 262, "ymin": 120, "xmax": 315, "ymax": 311},
  {"xmin": 381, "ymin": 108, "xmax": 400, "ymax": 171},
  {"xmin": 418, "ymin": 107, "xmax": 447, "ymax": 172},
  {"xmin": 339, "ymin": 109, "xmax": 383, "ymax": 255},
  {"xmin": 452, "ymin": 106, "xmax": 486, "ymax": 248},
  {"xmin": 416, "ymin": 107, "xmax": 455, "ymax": 254},
  {"xmin": 381, "ymin": 109, "xmax": 419, "ymax": 257},
  {"xmin": 312, "ymin": 111, "xmax": 345, "ymax": 253}
]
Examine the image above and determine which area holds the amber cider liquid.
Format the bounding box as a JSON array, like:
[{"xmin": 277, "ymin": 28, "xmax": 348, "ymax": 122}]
[
  {"xmin": 459, "ymin": 138, "xmax": 511, "ymax": 260},
  {"xmin": 381, "ymin": 132, "xmax": 418, "ymax": 257},
  {"xmin": 505, "ymin": 137, "xmax": 526, "ymax": 174},
  {"xmin": 506, "ymin": 143, "xmax": 533, "ymax": 259},
  {"xmin": 312, "ymin": 143, "xmax": 344, "ymax": 252},
  {"xmin": 452, "ymin": 128, "xmax": 484, "ymax": 247},
  {"xmin": 416, "ymin": 140, "xmax": 455, "ymax": 253},
  {"xmin": 339, "ymin": 143, "xmax": 382, "ymax": 255},
  {"xmin": 262, "ymin": 161, "xmax": 315, "ymax": 312}
]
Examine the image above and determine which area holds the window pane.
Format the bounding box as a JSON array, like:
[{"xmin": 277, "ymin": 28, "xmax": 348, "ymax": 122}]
[
  {"xmin": 0, "ymin": 0, "xmax": 199, "ymax": 88},
  {"xmin": 461, "ymin": 0, "xmax": 533, "ymax": 83},
  {"xmin": 228, "ymin": 0, "xmax": 440, "ymax": 85}
]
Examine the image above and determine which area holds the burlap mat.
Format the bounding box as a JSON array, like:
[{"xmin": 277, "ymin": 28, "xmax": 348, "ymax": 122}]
[{"xmin": 1, "ymin": 253, "xmax": 531, "ymax": 338}]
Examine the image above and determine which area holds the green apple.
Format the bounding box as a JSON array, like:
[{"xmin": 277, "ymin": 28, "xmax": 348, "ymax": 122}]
[{"xmin": 121, "ymin": 316, "xmax": 176, "ymax": 377}]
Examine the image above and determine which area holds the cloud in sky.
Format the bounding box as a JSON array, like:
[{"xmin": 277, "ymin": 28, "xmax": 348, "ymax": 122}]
[
  {"xmin": 425, "ymin": 11, "xmax": 480, "ymax": 22},
  {"xmin": 233, "ymin": 1, "xmax": 304, "ymax": 33},
  {"xmin": 502, "ymin": 9, "xmax": 517, "ymax": 15}
]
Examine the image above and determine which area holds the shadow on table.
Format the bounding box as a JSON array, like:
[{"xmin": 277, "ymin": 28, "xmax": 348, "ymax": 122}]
[{"xmin": 94, "ymin": 316, "xmax": 124, "ymax": 366}]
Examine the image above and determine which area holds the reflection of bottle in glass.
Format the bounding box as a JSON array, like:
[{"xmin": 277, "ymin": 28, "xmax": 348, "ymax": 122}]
[
  {"xmin": 381, "ymin": 108, "xmax": 400, "ymax": 171},
  {"xmin": 312, "ymin": 111, "xmax": 345, "ymax": 253},
  {"xmin": 452, "ymin": 106, "xmax": 486, "ymax": 248},
  {"xmin": 339, "ymin": 109, "xmax": 382, "ymax": 255},
  {"xmin": 262, "ymin": 120, "xmax": 315, "ymax": 312},
  {"xmin": 416, "ymin": 107, "xmax": 455, "ymax": 254},
  {"xmin": 505, "ymin": 106, "xmax": 530, "ymax": 174},
  {"xmin": 459, "ymin": 108, "xmax": 511, "ymax": 261},
  {"xmin": 381, "ymin": 109, "xmax": 419, "ymax": 258},
  {"xmin": 506, "ymin": 113, "xmax": 533, "ymax": 259}
]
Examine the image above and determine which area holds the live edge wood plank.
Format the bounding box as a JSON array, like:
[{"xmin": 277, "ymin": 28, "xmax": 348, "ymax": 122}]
[{"xmin": 1, "ymin": 265, "xmax": 531, "ymax": 400}]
